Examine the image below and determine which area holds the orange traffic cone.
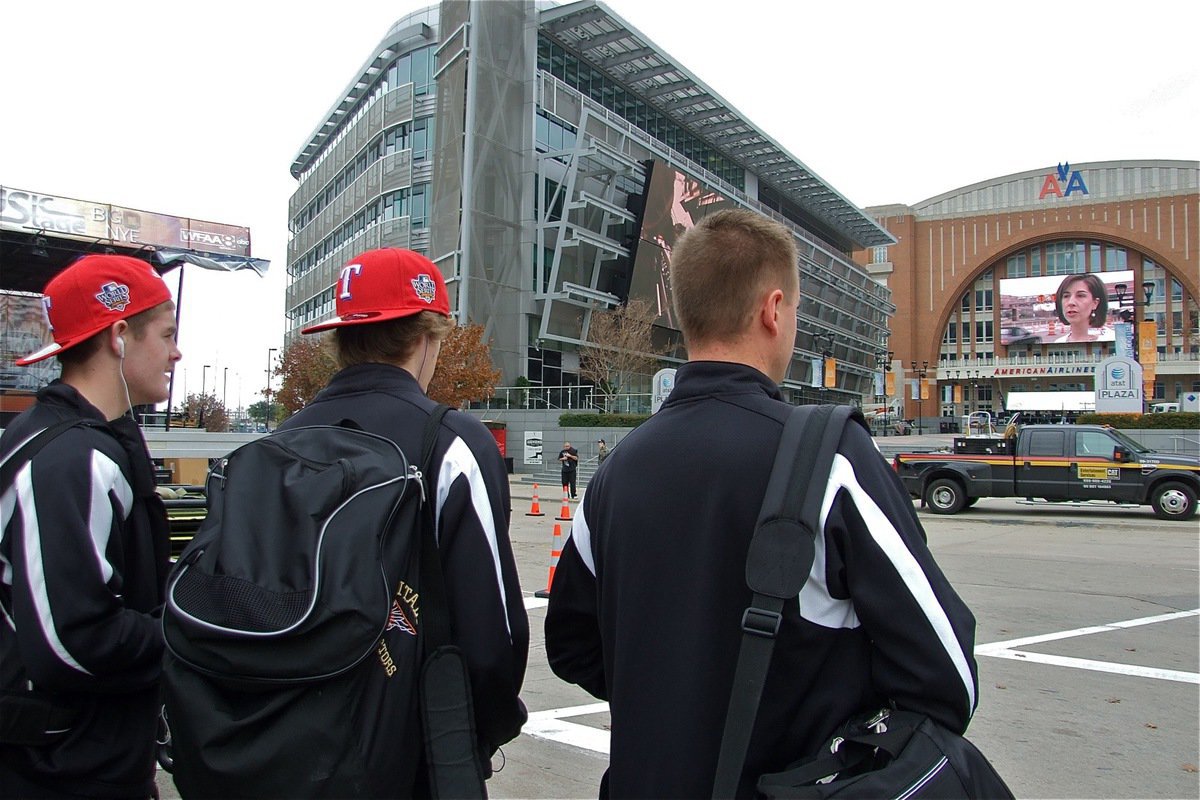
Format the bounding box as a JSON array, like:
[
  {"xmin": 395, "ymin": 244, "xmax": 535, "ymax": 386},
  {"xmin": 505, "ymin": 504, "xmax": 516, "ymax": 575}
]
[
  {"xmin": 555, "ymin": 488, "xmax": 572, "ymax": 521},
  {"xmin": 534, "ymin": 523, "xmax": 564, "ymax": 599},
  {"xmin": 525, "ymin": 483, "xmax": 545, "ymax": 517}
]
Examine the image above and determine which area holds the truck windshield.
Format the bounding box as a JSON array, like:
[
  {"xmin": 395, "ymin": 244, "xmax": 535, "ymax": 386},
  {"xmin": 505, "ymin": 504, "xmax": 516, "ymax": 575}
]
[{"xmin": 1107, "ymin": 429, "xmax": 1150, "ymax": 453}]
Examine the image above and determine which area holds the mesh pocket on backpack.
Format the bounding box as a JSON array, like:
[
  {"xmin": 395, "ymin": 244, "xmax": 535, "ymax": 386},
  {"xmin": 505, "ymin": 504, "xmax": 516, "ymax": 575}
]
[{"xmin": 173, "ymin": 571, "xmax": 313, "ymax": 633}]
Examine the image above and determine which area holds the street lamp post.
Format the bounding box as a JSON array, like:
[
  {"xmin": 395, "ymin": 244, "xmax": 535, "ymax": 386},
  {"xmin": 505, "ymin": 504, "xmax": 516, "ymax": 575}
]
[
  {"xmin": 817, "ymin": 332, "xmax": 834, "ymax": 392},
  {"xmin": 875, "ymin": 349, "xmax": 893, "ymax": 436},
  {"xmin": 1114, "ymin": 281, "xmax": 1157, "ymax": 409},
  {"xmin": 200, "ymin": 364, "xmax": 212, "ymax": 429},
  {"xmin": 1114, "ymin": 281, "xmax": 1156, "ymax": 363},
  {"xmin": 911, "ymin": 360, "xmax": 928, "ymax": 436},
  {"xmin": 223, "ymin": 367, "xmax": 228, "ymax": 412},
  {"xmin": 266, "ymin": 348, "xmax": 278, "ymax": 431}
]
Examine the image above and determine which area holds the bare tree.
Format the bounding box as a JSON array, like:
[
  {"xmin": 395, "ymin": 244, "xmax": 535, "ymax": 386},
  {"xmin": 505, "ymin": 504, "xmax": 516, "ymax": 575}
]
[{"xmin": 580, "ymin": 298, "xmax": 664, "ymax": 412}]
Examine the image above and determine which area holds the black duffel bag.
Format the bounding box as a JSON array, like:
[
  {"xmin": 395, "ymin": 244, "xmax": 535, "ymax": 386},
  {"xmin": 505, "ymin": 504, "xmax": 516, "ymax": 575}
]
[{"xmin": 755, "ymin": 708, "xmax": 1013, "ymax": 799}]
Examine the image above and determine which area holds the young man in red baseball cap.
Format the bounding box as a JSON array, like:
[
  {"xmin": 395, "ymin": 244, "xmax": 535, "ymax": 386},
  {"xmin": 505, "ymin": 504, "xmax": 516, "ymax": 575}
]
[
  {"xmin": 279, "ymin": 248, "xmax": 527, "ymax": 793},
  {"xmin": 0, "ymin": 254, "xmax": 181, "ymax": 798}
]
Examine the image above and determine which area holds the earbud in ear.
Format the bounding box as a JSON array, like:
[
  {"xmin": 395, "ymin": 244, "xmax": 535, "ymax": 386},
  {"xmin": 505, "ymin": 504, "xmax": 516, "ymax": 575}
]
[{"xmin": 117, "ymin": 337, "xmax": 126, "ymax": 358}]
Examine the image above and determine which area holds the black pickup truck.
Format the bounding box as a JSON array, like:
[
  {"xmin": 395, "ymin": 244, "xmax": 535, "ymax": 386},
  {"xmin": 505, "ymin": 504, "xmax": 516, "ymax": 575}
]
[{"xmin": 892, "ymin": 424, "xmax": 1200, "ymax": 520}]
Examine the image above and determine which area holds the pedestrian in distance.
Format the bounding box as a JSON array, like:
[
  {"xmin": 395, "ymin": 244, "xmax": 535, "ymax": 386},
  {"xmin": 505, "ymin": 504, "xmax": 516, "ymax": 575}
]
[
  {"xmin": 271, "ymin": 248, "xmax": 528, "ymax": 794},
  {"xmin": 0, "ymin": 255, "xmax": 181, "ymax": 798},
  {"xmin": 558, "ymin": 440, "xmax": 579, "ymax": 499},
  {"xmin": 597, "ymin": 438, "xmax": 608, "ymax": 465},
  {"xmin": 545, "ymin": 209, "xmax": 979, "ymax": 798}
]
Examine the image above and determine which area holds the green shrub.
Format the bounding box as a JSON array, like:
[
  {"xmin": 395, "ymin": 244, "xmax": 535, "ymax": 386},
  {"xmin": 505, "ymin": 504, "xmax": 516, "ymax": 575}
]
[
  {"xmin": 559, "ymin": 412, "xmax": 650, "ymax": 428},
  {"xmin": 1076, "ymin": 412, "xmax": 1200, "ymax": 429}
]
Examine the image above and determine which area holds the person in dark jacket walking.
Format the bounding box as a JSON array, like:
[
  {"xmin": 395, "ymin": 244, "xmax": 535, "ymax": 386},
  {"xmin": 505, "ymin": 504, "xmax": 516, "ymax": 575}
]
[
  {"xmin": 545, "ymin": 210, "xmax": 978, "ymax": 799},
  {"xmin": 558, "ymin": 441, "xmax": 579, "ymax": 499},
  {"xmin": 0, "ymin": 255, "xmax": 180, "ymax": 798},
  {"xmin": 280, "ymin": 247, "xmax": 529, "ymax": 793}
]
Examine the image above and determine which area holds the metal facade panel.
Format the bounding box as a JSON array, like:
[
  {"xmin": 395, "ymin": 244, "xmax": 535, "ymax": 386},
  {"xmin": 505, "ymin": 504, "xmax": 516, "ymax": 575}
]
[
  {"xmin": 384, "ymin": 85, "xmax": 415, "ymax": 129},
  {"xmin": 463, "ymin": 0, "xmax": 530, "ymax": 381},
  {"xmin": 429, "ymin": 0, "xmax": 469, "ymax": 273}
]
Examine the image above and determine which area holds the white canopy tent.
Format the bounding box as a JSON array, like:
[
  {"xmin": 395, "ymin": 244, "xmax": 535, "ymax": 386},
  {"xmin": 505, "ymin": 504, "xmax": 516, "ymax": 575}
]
[{"xmin": 1004, "ymin": 391, "xmax": 1095, "ymax": 412}]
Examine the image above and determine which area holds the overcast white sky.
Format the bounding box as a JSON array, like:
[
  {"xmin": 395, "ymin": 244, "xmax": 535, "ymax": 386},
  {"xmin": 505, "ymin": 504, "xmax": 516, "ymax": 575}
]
[{"xmin": 1, "ymin": 0, "xmax": 1196, "ymax": 410}]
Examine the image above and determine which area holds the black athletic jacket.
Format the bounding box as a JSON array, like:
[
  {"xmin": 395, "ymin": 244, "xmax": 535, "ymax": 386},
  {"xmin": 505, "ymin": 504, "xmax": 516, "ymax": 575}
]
[
  {"xmin": 0, "ymin": 382, "xmax": 170, "ymax": 797},
  {"xmin": 545, "ymin": 362, "xmax": 978, "ymax": 799},
  {"xmin": 281, "ymin": 364, "xmax": 529, "ymax": 765}
]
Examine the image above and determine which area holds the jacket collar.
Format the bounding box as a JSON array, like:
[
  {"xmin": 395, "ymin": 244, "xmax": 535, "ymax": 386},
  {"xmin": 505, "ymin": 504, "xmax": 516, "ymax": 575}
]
[
  {"xmin": 664, "ymin": 361, "xmax": 783, "ymax": 406},
  {"xmin": 311, "ymin": 362, "xmax": 423, "ymax": 402},
  {"xmin": 36, "ymin": 380, "xmax": 110, "ymax": 424}
]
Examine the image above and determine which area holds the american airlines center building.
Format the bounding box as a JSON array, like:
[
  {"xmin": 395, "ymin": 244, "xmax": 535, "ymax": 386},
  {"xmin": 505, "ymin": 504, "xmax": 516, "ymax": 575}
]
[{"xmin": 855, "ymin": 160, "xmax": 1199, "ymax": 422}]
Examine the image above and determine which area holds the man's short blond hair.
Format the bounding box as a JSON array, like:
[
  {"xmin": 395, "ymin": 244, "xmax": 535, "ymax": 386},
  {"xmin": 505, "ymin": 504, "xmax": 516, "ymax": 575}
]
[
  {"xmin": 332, "ymin": 310, "xmax": 455, "ymax": 368},
  {"xmin": 669, "ymin": 209, "xmax": 798, "ymax": 346}
]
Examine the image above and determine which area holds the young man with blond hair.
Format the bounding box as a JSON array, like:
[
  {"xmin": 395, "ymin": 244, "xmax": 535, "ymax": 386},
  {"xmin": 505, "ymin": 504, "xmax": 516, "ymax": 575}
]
[
  {"xmin": 1, "ymin": 254, "xmax": 181, "ymax": 798},
  {"xmin": 547, "ymin": 209, "xmax": 978, "ymax": 798}
]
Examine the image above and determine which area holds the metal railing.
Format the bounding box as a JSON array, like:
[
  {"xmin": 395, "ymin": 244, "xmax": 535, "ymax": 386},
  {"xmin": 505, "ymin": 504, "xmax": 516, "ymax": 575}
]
[
  {"xmin": 939, "ymin": 349, "xmax": 1199, "ymax": 370},
  {"xmin": 469, "ymin": 385, "xmax": 654, "ymax": 414}
]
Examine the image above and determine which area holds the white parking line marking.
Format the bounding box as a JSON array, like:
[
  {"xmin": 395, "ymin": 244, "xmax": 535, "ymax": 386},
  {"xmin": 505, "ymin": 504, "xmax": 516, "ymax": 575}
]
[
  {"xmin": 975, "ymin": 608, "xmax": 1199, "ymax": 684},
  {"xmin": 524, "ymin": 703, "xmax": 611, "ymax": 755},
  {"xmin": 975, "ymin": 609, "xmax": 1199, "ymax": 654},
  {"xmin": 982, "ymin": 650, "xmax": 1199, "ymax": 683},
  {"xmin": 524, "ymin": 609, "xmax": 1200, "ymax": 757}
]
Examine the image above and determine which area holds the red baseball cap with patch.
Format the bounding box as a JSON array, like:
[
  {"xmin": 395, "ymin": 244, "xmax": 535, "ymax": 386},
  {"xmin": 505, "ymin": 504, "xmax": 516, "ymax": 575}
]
[
  {"xmin": 301, "ymin": 248, "xmax": 451, "ymax": 334},
  {"xmin": 16, "ymin": 254, "xmax": 173, "ymax": 366}
]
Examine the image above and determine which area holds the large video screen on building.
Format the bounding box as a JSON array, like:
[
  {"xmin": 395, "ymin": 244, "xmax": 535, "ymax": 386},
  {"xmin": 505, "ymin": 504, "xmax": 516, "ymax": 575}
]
[
  {"xmin": 627, "ymin": 160, "xmax": 736, "ymax": 328},
  {"xmin": 998, "ymin": 270, "xmax": 1134, "ymax": 346}
]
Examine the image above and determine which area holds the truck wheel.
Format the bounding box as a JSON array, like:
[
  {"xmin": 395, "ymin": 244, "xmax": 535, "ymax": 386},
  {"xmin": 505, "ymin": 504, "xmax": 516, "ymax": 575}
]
[
  {"xmin": 925, "ymin": 478, "xmax": 966, "ymax": 514},
  {"xmin": 1151, "ymin": 481, "xmax": 1198, "ymax": 521}
]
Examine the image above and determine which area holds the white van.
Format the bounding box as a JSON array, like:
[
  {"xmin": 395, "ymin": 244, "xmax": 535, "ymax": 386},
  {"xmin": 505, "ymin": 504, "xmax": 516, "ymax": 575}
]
[{"xmin": 1149, "ymin": 402, "xmax": 1180, "ymax": 414}]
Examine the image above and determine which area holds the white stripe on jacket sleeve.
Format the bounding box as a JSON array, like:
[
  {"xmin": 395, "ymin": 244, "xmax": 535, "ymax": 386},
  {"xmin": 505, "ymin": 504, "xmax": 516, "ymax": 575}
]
[
  {"xmin": 434, "ymin": 436, "xmax": 511, "ymax": 636},
  {"xmin": 811, "ymin": 453, "xmax": 976, "ymax": 716},
  {"xmin": 18, "ymin": 466, "xmax": 92, "ymax": 675}
]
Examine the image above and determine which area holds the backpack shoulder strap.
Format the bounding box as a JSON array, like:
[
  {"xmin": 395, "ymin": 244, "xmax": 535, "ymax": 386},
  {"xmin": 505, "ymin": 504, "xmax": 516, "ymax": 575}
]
[
  {"xmin": 0, "ymin": 419, "xmax": 95, "ymax": 491},
  {"xmin": 711, "ymin": 403, "xmax": 858, "ymax": 799}
]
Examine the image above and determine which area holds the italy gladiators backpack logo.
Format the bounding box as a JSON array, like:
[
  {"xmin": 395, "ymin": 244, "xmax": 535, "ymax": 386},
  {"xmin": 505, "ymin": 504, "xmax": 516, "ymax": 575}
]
[
  {"xmin": 95, "ymin": 282, "xmax": 132, "ymax": 312},
  {"xmin": 411, "ymin": 274, "xmax": 437, "ymax": 304}
]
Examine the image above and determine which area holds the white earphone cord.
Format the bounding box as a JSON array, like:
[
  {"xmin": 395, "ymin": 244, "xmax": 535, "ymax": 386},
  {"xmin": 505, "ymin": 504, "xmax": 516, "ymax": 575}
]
[{"xmin": 118, "ymin": 340, "xmax": 135, "ymax": 418}]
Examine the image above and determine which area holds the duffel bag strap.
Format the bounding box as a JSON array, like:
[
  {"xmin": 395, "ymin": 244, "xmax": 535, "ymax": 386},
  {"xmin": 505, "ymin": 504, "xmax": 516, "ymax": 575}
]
[{"xmin": 712, "ymin": 405, "xmax": 856, "ymax": 799}]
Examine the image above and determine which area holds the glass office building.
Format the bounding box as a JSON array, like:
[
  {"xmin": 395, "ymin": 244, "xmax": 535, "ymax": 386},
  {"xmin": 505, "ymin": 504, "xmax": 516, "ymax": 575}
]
[{"xmin": 286, "ymin": 0, "xmax": 895, "ymax": 405}]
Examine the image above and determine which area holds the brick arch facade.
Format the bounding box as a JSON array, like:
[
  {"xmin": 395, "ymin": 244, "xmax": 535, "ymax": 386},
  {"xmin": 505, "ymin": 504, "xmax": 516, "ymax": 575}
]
[
  {"xmin": 867, "ymin": 193, "xmax": 1198, "ymax": 372},
  {"xmin": 858, "ymin": 185, "xmax": 1198, "ymax": 422}
]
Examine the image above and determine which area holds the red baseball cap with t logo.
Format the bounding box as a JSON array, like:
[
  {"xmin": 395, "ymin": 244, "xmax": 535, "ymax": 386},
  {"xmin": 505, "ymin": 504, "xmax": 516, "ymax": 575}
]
[
  {"xmin": 301, "ymin": 248, "xmax": 451, "ymax": 334},
  {"xmin": 16, "ymin": 254, "xmax": 173, "ymax": 365}
]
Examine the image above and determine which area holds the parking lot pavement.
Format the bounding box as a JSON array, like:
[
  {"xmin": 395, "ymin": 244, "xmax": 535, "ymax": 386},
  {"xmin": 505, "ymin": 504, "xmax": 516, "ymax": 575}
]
[{"xmin": 160, "ymin": 487, "xmax": 1199, "ymax": 799}]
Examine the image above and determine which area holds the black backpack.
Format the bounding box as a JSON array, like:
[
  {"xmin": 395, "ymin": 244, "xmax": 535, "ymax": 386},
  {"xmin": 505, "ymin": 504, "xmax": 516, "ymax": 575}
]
[{"xmin": 162, "ymin": 407, "xmax": 486, "ymax": 798}]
